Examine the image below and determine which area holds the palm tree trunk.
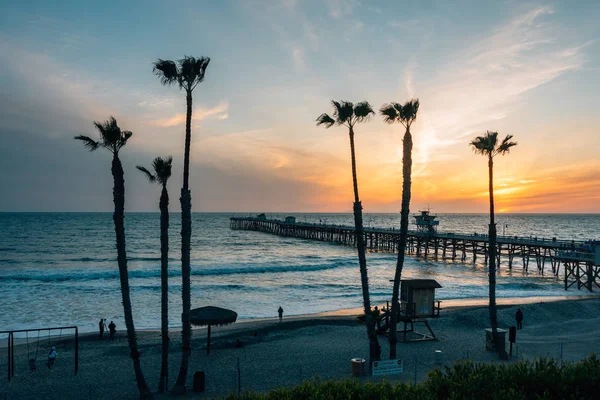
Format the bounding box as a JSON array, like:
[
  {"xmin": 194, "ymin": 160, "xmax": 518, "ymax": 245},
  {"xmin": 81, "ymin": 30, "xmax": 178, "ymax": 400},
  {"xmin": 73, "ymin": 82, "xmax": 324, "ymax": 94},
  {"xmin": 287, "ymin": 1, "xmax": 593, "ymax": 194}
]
[
  {"xmin": 173, "ymin": 90, "xmax": 193, "ymax": 394},
  {"xmin": 159, "ymin": 185, "xmax": 169, "ymax": 393},
  {"xmin": 182, "ymin": 90, "xmax": 192, "ymax": 191},
  {"xmin": 111, "ymin": 154, "xmax": 152, "ymax": 399},
  {"xmin": 389, "ymin": 128, "xmax": 413, "ymax": 360},
  {"xmin": 349, "ymin": 127, "xmax": 380, "ymax": 365},
  {"xmin": 487, "ymin": 156, "xmax": 503, "ymax": 358}
]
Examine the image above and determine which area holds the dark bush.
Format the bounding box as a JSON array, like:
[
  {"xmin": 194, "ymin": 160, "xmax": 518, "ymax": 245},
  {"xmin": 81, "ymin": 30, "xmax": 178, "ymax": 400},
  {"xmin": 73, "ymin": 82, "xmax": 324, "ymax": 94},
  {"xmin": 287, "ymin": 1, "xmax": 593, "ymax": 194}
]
[{"xmin": 223, "ymin": 354, "xmax": 600, "ymax": 400}]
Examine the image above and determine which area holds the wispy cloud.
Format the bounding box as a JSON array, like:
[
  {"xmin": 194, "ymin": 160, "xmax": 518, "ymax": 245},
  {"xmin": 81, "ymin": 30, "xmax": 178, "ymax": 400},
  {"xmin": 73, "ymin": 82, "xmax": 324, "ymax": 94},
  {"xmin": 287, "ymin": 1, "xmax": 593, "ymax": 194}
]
[
  {"xmin": 413, "ymin": 6, "xmax": 586, "ymax": 170},
  {"xmin": 151, "ymin": 102, "xmax": 229, "ymax": 127},
  {"xmin": 327, "ymin": 0, "xmax": 359, "ymax": 18},
  {"xmin": 389, "ymin": 19, "xmax": 421, "ymax": 30}
]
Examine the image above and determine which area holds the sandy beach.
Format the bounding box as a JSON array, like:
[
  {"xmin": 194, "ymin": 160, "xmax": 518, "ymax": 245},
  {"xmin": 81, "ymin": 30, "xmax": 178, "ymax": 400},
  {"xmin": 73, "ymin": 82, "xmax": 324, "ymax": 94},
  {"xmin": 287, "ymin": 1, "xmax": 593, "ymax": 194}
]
[{"xmin": 1, "ymin": 296, "xmax": 600, "ymax": 399}]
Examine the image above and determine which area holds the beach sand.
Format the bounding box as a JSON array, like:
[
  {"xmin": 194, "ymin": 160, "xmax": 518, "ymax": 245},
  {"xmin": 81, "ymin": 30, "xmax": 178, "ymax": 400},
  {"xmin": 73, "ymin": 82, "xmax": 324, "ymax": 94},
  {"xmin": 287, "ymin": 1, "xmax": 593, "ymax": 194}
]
[{"xmin": 1, "ymin": 296, "xmax": 600, "ymax": 399}]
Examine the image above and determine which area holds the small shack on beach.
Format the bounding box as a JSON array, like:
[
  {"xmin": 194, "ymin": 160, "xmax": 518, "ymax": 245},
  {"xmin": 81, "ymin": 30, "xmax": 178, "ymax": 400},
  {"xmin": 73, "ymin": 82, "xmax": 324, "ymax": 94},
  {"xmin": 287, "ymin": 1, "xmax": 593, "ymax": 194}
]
[
  {"xmin": 377, "ymin": 279, "xmax": 442, "ymax": 342},
  {"xmin": 400, "ymin": 279, "xmax": 442, "ymax": 318}
]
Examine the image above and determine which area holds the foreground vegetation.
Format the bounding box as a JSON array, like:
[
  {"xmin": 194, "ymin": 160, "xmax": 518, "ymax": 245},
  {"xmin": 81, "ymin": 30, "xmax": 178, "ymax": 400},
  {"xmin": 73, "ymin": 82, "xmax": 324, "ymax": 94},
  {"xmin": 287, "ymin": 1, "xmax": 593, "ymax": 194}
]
[{"xmin": 224, "ymin": 354, "xmax": 600, "ymax": 400}]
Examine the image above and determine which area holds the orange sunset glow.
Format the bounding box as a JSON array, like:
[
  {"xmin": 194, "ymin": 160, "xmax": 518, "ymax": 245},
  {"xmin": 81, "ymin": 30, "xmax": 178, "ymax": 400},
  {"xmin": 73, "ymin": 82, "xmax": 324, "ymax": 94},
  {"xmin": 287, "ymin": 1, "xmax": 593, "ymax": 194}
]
[{"xmin": 1, "ymin": 2, "xmax": 598, "ymax": 213}]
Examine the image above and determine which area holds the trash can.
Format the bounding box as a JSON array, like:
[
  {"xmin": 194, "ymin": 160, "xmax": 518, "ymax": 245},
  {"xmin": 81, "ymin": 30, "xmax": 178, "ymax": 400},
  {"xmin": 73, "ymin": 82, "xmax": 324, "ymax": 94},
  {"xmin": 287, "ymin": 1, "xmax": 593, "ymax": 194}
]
[
  {"xmin": 193, "ymin": 371, "xmax": 205, "ymax": 392},
  {"xmin": 351, "ymin": 358, "xmax": 365, "ymax": 377},
  {"xmin": 485, "ymin": 328, "xmax": 507, "ymax": 352},
  {"xmin": 434, "ymin": 349, "xmax": 442, "ymax": 364}
]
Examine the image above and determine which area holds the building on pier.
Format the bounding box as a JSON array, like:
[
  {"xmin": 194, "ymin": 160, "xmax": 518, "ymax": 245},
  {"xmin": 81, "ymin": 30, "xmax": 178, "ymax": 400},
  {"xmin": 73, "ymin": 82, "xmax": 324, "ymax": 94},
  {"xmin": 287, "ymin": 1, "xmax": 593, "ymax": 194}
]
[{"xmin": 414, "ymin": 210, "xmax": 439, "ymax": 236}]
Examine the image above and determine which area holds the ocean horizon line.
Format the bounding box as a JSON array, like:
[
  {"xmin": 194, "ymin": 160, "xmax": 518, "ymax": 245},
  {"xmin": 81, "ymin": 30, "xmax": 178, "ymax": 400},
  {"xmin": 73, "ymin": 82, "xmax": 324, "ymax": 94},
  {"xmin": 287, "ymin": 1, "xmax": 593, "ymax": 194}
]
[{"xmin": 1, "ymin": 211, "xmax": 600, "ymax": 215}]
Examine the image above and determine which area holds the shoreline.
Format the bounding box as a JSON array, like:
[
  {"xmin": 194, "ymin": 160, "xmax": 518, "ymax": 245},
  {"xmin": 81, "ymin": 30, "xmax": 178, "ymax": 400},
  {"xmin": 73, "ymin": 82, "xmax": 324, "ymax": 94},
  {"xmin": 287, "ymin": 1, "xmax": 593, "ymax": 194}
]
[{"xmin": 4, "ymin": 294, "xmax": 599, "ymax": 343}]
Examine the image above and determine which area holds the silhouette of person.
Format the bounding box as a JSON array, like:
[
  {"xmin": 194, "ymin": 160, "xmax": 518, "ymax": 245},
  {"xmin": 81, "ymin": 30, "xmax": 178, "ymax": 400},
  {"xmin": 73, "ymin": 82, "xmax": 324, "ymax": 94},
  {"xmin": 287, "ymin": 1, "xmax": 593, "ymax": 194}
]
[
  {"xmin": 99, "ymin": 318, "xmax": 106, "ymax": 339},
  {"xmin": 47, "ymin": 346, "xmax": 57, "ymax": 369},
  {"xmin": 373, "ymin": 306, "xmax": 381, "ymax": 330},
  {"xmin": 516, "ymin": 308, "xmax": 523, "ymax": 330},
  {"xmin": 278, "ymin": 306, "xmax": 284, "ymax": 322},
  {"xmin": 108, "ymin": 321, "xmax": 117, "ymax": 341}
]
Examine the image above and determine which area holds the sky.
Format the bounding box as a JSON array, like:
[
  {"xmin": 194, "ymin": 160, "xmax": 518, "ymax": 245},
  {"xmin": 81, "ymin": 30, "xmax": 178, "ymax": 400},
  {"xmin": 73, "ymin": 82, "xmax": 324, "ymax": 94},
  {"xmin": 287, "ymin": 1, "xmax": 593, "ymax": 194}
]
[{"xmin": 1, "ymin": 0, "xmax": 599, "ymax": 213}]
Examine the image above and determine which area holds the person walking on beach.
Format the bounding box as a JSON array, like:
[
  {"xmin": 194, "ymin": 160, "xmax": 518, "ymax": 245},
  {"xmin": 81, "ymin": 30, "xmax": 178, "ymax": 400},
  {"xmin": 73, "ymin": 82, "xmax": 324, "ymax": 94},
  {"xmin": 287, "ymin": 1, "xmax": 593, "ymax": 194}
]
[
  {"xmin": 99, "ymin": 318, "xmax": 107, "ymax": 339},
  {"xmin": 278, "ymin": 306, "xmax": 284, "ymax": 322},
  {"xmin": 47, "ymin": 346, "xmax": 57, "ymax": 369},
  {"xmin": 516, "ymin": 308, "xmax": 523, "ymax": 330},
  {"xmin": 108, "ymin": 321, "xmax": 117, "ymax": 341}
]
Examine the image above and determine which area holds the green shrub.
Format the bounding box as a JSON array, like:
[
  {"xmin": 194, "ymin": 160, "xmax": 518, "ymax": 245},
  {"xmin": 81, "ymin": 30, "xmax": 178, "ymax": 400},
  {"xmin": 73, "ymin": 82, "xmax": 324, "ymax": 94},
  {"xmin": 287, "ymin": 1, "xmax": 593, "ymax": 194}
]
[{"xmin": 223, "ymin": 354, "xmax": 600, "ymax": 400}]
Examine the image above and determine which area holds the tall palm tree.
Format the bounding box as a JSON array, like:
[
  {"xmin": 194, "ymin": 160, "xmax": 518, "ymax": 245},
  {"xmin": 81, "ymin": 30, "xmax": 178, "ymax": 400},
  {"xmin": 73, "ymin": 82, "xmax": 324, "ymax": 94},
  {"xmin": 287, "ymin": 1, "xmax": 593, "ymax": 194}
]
[
  {"xmin": 74, "ymin": 117, "xmax": 152, "ymax": 399},
  {"xmin": 470, "ymin": 131, "xmax": 517, "ymax": 359},
  {"xmin": 153, "ymin": 55, "xmax": 210, "ymax": 393},
  {"xmin": 379, "ymin": 99, "xmax": 420, "ymax": 360},
  {"xmin": 137, "ymin": 157, "xmax": 173, "ymax": 393},
  {"xmin": 316, "ymin": 100, "xmax": 381, "ymax": 363}
]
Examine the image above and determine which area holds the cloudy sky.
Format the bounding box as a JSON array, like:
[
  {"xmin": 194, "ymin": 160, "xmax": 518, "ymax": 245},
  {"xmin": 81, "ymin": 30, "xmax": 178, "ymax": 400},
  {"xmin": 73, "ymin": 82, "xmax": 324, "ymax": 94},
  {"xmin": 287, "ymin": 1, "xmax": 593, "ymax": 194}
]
[{"xmin": 1, "ymin": 0, "xmax": 598, "ymax": 212}]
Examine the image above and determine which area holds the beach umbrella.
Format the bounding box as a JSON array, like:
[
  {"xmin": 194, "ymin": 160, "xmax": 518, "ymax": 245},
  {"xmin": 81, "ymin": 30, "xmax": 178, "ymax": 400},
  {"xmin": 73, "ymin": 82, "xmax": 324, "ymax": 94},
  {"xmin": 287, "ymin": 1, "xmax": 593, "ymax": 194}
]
[{"xmin": 189, "ymin": 306, "xmax": 238, "ymax": 354}]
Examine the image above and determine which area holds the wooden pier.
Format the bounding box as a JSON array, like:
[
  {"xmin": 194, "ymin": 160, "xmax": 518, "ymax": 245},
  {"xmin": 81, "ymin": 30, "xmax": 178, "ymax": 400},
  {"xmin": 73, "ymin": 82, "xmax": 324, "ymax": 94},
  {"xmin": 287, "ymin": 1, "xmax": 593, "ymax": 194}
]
[{"xmin": 230, "ymin": 216, "xmax": 600, "ymax": 292}]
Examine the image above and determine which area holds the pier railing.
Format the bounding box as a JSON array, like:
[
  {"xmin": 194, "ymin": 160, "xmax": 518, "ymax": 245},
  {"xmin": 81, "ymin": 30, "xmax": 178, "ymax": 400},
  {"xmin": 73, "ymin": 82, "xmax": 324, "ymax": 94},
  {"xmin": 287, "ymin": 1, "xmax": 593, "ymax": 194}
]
[{"xmin": 230, "ymin": 217, "xmax": 599, "ymax": 292}]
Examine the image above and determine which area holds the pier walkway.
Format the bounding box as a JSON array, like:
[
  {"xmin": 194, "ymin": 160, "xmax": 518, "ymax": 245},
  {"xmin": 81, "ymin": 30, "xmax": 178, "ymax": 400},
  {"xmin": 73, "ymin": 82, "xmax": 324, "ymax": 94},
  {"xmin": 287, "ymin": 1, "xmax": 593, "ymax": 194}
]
[{"xmin": 230, "ymin": 216, "xmax": 600, "ymax": 292}]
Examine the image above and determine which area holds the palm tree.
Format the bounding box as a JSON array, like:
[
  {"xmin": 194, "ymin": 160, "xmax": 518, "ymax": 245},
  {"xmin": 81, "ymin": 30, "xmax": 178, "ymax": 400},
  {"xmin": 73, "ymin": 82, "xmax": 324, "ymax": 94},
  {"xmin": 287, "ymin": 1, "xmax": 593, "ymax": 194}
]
[
  {"xmin": 470, "ymin": 131, "xmax": 517, "ymax": 359},
  {"xmin": 74, "ymin": 117, "xmax": 152, "ymax": 399},
  {"xmin": 316, "ymin": 100, "xmax": 381, "ymax": 363},
  {"xmin": 153, "ymin": 55, "xmax": 210, "ymax": 393},
  {"xmin": 379, "ymin": 99, "xmax": 420, "ymax": 360},
  {"xmin": 137, "ymin": 157, "xmax": 173, "ymax": 393}
]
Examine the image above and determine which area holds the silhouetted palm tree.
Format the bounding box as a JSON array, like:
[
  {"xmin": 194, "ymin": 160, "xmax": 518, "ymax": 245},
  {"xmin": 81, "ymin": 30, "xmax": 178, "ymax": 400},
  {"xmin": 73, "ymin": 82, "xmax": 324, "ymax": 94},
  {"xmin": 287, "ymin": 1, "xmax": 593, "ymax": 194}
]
[
  {"xmin": 74, "ymin": 117, "xmax": 151, "ymax": 399},
  {"xmin": 153, "ymin": 55, "xmax": 210, "ymax": 393},
  {"xmin": 316, "ymin": 100, "xmax": 381, "ymax": 363},
  {"xmin": 470, "ymin": 131, "xmax": 517, "ymax": 359},
  {"xmin": 379, "ymin": 99, "xmax": 419, "ymax": 360},
  {"xmin": 137, "ymin": 157, "xmax": 173, "ymax": 393}
]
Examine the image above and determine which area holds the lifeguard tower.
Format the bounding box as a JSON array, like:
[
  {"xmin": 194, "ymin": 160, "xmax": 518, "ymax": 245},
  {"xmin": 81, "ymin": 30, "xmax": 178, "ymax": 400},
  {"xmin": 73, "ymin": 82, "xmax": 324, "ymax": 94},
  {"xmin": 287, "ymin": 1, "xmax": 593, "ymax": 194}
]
[
  {"xmin": 414, "ymin": 210, "xmax": 439, "ymax": 236},
  {"xmin": 379, "ymin": 279, "xmax": 442, "ymax": 342}
]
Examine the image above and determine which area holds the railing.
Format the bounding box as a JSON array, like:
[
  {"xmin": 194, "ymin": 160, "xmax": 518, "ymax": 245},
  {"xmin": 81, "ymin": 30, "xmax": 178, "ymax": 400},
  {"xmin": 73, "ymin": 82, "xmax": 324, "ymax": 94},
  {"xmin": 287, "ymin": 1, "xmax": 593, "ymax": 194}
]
[
  {"xmin": 556, "ymin": 250, "xmax": 595, "ymax": 262},
  {"xmin": 230, "ymin": 216, "xmax": 592, "ymax": 249},
  {"xmin": 397, "ymin": 301, "xmax": 442, "ymax": 319}
]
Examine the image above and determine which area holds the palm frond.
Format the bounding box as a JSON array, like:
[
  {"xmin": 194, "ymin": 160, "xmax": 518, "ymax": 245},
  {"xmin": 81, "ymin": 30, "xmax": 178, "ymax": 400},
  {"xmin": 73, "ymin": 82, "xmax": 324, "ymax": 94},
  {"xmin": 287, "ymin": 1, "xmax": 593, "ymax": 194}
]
[
  {"xmin": 192, "ymin": 56, "xmax": 211, "ymax": 88},
  {"xmin": 400, "ymin": 99, "xmax": 420, "ymax": 125},
  {"xmin": 495, "ymin": 134, "xmax": 517, "ymax": 156},
  {"xmin": 330, "ymin": 100, "xmax": 354, "ymax": 124},
  {"xmin": 353, "ymin": 101, "xmax": 374, "ymax": 122},
  {"xmin": 74, "ymin": 135, "xmax": 100, "ymax": 151},
  {"xmin": 153, "ymin": 59, "xmax": 180, "ymax": 87},
  {"xmin": 152, "ymin": 156, "xmax": 173, "ymax": 186},
  {"xmin": 470, "ymin": 136, "xmax": 490, "ymax": 155},
  {"xmin": 136, "ymin": 166, "xmax": 157, "ymax": 183},
  {"xmin": 470, "ymin": 131, "xmax": 500, "ymax": 156},
  {"xmin": 338, "ymin": 101, "xmax": 354, "ymax": 124},
  {"xmin": 179, "ymin": 56, "xmax": 211, "ymax": 90},
  {"xmin": 331, "ymin": 100, "xmax": 343, "ymax": 123},
  {"xmin": 379, "ymin": 103, "xmax": 400, "ymax": 124},
  {"xmin": 121, "ymin": 130, "xmax": 133, "ymax": 144},
  {"xmin": 316, "ymin": 113, "xmax": 335, "ymax": 128},
  {"xmin": 93, "ymin": 117, "xmax": 119, "ymax": 147}
]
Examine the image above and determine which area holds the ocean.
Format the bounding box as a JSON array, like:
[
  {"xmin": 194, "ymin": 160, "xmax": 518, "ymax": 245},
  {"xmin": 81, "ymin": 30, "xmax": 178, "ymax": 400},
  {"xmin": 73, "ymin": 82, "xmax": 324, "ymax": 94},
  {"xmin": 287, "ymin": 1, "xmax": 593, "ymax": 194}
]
[{"xmin": 1, "ymin": 213, "xmax": 599, "ymax": 333}]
